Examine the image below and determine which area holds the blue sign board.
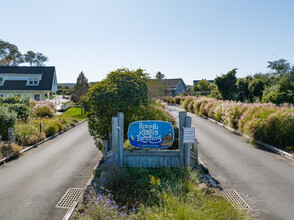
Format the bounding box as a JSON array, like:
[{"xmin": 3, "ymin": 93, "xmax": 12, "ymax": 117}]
[{"xmin": 128, "ymin": 121, "xmax": 174, "ymax": 149}]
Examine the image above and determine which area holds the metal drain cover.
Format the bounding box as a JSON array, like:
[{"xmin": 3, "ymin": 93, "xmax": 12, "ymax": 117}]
[
  {"xmin": 56, "ymin": 188, "xmax": 84, "ymax": 209},
  {"xmin": 222, "ymin": 189, "xmax": 250, "ymax": 209}
]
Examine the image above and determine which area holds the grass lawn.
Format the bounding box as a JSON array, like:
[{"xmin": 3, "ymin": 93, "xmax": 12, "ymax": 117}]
[{"xmin": 61, "ymin": 106, "xmax": 87, "ymax": 121}]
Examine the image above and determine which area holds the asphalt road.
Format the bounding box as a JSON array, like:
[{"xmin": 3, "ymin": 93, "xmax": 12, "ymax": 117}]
[
  {"xmin": 0, "ymin": 122, "xmax": 101, "ymax": 220},
  {"xmin": 168, "ymin": 105, "xmax": 294, "ymax": 220}
]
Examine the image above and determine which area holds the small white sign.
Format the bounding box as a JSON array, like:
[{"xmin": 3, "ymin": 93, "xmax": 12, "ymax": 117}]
[{"xmin": 183, "ymin": 127, "xmax": 195, "ymax": 143}]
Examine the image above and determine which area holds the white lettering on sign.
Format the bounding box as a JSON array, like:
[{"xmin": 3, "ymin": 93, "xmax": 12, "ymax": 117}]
[
  {"xmin": 137, "ymin": 123, "xmax": 162, "ymax": 144},
  {"xmin": 183, "ymin": 127, "xmax": 195, "ymax": 143}
]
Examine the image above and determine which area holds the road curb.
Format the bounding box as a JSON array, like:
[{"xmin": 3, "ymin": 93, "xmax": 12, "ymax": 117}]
[
  {"xmin": 63, "ymin": 161, "xmax": 100, "ymax": 220},
  {"xmin": 0, "ymin": 119, "xmax": 87, "ymax": 166},
  {"xmin": 200, "ymin": 115, "xmax": 294, "ymax": 161}
]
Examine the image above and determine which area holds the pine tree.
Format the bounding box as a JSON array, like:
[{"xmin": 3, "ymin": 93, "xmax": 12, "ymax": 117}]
[{"xmin": 72, "ymin": 71, "xmax": 89, "ymax": 102}]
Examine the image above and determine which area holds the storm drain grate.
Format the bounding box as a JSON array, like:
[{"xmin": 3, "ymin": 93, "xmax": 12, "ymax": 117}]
[
  {"xmin": 56, "ymin": 188, "xmax": 84, "ymax": 209},
  {"xmin": 222, "ymin": 189, "xmax": 250, "ymax": 209}
]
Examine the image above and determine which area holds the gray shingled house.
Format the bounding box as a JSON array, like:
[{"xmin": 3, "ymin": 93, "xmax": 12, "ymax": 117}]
[
  {"xmin": 0, "ymin": 66, "xmax": 58, "ymax": 100},
  {"xmin": 161, "ymin": 78, "xmax": 187, "ymax": 96}
]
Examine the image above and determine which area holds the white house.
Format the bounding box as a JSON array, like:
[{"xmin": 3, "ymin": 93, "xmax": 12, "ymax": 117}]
[{"xmin": 0, "ymin": 66, "xmax": 58, "ymax": 100}]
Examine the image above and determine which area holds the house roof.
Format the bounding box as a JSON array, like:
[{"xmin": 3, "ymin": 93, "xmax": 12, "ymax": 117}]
[
  {"xmin": 161, "ymin": 78, "xmax": 185, "ymax": 90},
  {"xmin": 0, "ymin": 66, "xmax": 56, "ymax": 91}
]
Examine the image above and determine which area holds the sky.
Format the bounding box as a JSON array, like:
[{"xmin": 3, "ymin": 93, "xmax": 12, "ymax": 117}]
[{"xmin": 1, "ymin": 0, "xmax": 294, "ymax": 85}]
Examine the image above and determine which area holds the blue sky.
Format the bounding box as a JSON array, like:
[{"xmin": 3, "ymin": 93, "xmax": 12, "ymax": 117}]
[{"xmin": 1, "ymin": 0, "xmax": 294, "ymax": 84}]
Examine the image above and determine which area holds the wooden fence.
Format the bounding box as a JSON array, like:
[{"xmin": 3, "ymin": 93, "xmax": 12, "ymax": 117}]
[{"xmin": 103, "ymin": 112, "xmax": 198, "ymax": 168}]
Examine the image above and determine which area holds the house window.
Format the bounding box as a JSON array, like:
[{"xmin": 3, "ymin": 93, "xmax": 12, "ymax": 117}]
[
  {"xmin": 34, "ymin": 94, "xmax": 40, "ymax": 101},
  {"xmin": 0, "ymin": 77, "xmax": 3, "ymax": 85},
  {"xmin": 28, "ymin": 77, "xmax": 39, "ymax": 85},
  {"xmin": 0, "ymin": 94, "xmax": 3, "ymax": 98}
]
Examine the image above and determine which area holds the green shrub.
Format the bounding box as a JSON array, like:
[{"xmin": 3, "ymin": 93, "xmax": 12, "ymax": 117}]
[
  {"xmin": 174, "ymin": 96, "xmax": 182, "ymax": 104},
  {"xmin": 5, "ymin": 104, "xmax": 32, "ymax": 122},
  {"xmin": 44, "ymin": 123, "xmax": 59, "ymax": 137},
  {"xmin": 1, "ymin": 94, "xmax": 21, "ymax": 104},
  {"xmin": 57, "ymin": 116, "xmax": 71, "ymax": 128},
  {"xmin": 83, "ymin": 68, "xmax": 149, "ymax": 145},
  {"xmin": 0, "ymin": 106, "xmax": 17, "ymax": 140},
  {"xmin": 34, "ymin": 106, "xmax": 54, "ymax": 118}
]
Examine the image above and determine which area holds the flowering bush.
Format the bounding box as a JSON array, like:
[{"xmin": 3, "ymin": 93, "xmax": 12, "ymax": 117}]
[
  {"xmin": 75, "ymin": 186, "xmax": 127, "ymax": 220},
  {"xmin": 31, "ymin": 100, "xmax": 56, "ymax": 118},
  {"xmin": 33, "ymin": 105, "xmax": 54, "ymax": 118}
]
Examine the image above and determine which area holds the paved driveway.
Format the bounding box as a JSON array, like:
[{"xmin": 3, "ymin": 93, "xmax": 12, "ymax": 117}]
[
  {"xmin": 168, "ymin": 105, "xmax": 294, "ymax": 220},
  {"xmin": 0, "ymin": 122, "xmax": 101, "ymax": 220}
]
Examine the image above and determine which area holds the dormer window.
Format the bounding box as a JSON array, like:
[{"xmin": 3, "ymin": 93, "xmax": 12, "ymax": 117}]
[{"xmin": 28, "ymin": 77, "xmax": 39, "ymax": 86}]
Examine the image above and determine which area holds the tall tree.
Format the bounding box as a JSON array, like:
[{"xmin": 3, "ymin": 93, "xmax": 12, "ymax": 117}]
[
  {"xmin": 24, "ymin": 50, "xmax": 36, "ymax": 66},
  {"xmin": 155, "ymin": 71, "xmax": 165, "ymax": 80},
  {"xmin": 193, "ymin": 80, "xmax": 213, "ymax": 92},
  {"xmin": 8, "ymin": 46, "xmax": 24, "ymax": 66},
  {"xmin": 0, "ymin": 40, "xmax": 23, "ymax": 66},
  {"xmin": 214, "ymin": 68, "xmax": 238, "ymax": 100},
  {"xmin": 34, "ymin": 52, "xmax": 48, "ymax": 66},
  {"xmin": 248, "ymin": 79, "xmax": 265, "ymax": 101},
  {"xmin": 236, "ymin": 78, "xmax": 251, "ymax": 102},
  {"xmin": 0, "ymin": 40, "xmax": 10, "ymax": 65},
  {"xmin": 72, "ymin": 71, "xmax": 89, "ymax": 102},
  {"xmin": 267, "ymin": 59, "xmax": 291, "ymax": 78},
  {"xmin": 147, "ymin": 79, "xmax": 165, "ymax": 99}
]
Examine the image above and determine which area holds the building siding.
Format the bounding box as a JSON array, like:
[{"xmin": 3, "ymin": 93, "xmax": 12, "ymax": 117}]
[{"xmin": 174, "ymin": 80, "xmax": 186, "ymax": 96}]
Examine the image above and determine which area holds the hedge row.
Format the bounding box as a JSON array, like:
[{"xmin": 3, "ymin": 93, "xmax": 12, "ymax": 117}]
[{"xmin": 163, "ymin": 96, "xmax": 294, "ymax": 151}]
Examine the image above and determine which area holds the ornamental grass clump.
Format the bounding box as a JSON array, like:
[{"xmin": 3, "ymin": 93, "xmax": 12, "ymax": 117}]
[
  {"xmin": 44, "ymin": 121, "xmax": 63, "ymax": 137},
  {"xmin": 187, "ymin": 99, "xmax": 196, "ymax": 112},
  {"xmin": 0, "ymin": 142, "xmax": 22, "ymax": 158},
  {"xmin": 174, "ymin": 96, "xmax": 182, "ymax": 104},
  {"xmin": 238, "ymin": 103, "xmax": 277, "ymax": 135},
  {"xmin": 206, "ymin": 99, "xmax": 224, "ymax": 120},
  {"xmin": 191, "ymin": 97, "xmax": 209, "ymax": 115},
  {"xmin": 222, "ymin": 102, "xmax": 249, "ymax": 129},
  {"xmin": 15, "ymin": 123, "xmax": 46, "ymax": 146},
  {"xmin": 250, "ymin": 109, "xmax": 294, "ymax": 148},
  {"xmin": 182, "ymin": 96, "xmax": 195, "ymax": 111},
  {"xmin": 198, "ymin": 98, "xmax": 216, "ymax": 116}
]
